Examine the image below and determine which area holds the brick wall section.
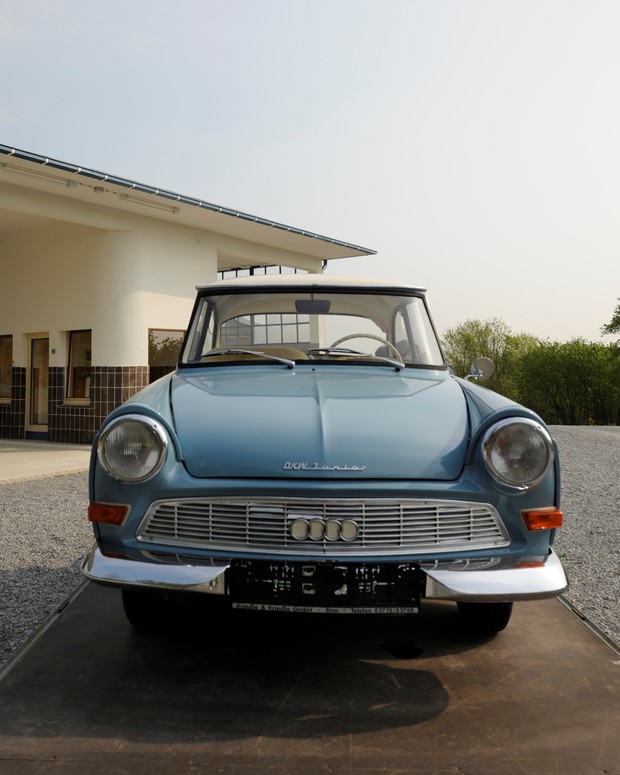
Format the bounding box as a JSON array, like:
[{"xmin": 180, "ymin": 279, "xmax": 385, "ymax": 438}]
[
  {"xmin": 1, "ymin": 366, "xmax": 149, "ymax": 444},
  {"xmin": 50, "ymin": 366, "xmax": 149, "ymax": 444},
  {"xmin": 0, "ymin": 367, "xmax": 26, "ymax": 439}
]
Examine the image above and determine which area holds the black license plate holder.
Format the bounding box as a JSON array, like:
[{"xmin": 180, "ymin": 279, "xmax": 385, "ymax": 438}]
[{"xmin": 228, "ymin": 559, "xmax": 421, "ymax": 613}]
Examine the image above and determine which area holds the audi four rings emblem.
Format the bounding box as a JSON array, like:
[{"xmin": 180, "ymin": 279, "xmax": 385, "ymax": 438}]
[{"xmin": 289, "ymin": 517, "xmax": 359, "ymax": 542}]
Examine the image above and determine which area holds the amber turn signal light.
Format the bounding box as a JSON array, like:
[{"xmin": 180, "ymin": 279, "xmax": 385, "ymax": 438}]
[
  {"xmin": 88, "ymin": 502, "xmax": 130, "ymax": 525},
  {"xmin": 521, "ymin": 507, "xmax": 563, "ymax": 531}
]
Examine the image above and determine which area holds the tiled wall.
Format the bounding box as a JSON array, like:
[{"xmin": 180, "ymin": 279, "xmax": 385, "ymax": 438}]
[
  {"xmin": 0, "ymin": 367, "xmax": 26, "ymax": 439},
  {"xmin": 0, "ymin": 366, "xmax": 149, "ymax": 444}
]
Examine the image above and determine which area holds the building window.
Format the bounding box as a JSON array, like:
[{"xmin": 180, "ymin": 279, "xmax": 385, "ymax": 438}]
[
  {"xmin": 217, "ymin": 266, "xmax": 307, "ymax": 280},
  {"xmin": 67, "ymin": 330, "xmax": 92, "ymax": 399},
  {"xmin": 0, "ymin": 335, "xmax": 11, "ymax": 401},
  {"xmin": 221, "ymin": 314, "xmax": 310, "ymax": 347},
  {"xmin": 148, "ymin": 329, "xmax": 185, "ymax": 383}
]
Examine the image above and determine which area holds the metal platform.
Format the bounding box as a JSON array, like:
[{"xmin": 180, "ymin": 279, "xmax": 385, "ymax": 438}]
[{"xmin": 0, "ymin": 583, "xmax": 618, "ymax": 774}]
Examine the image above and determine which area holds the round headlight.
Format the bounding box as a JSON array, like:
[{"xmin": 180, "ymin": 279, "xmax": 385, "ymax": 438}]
[
  {"xmin": 98, "ymin": 415, "xmax": 168, "ymax": 482},
  {"xmin": 482, "ymin": 419, "xmax": 554, "ymax": 489}
]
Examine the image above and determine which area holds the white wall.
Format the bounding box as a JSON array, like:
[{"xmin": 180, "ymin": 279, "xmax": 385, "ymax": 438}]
[
  {"xmin": 0, "ymin": 178, "xmax": 328, "ymax": 369},
  {"xmin": 88, "ymin": 227, "xmax": 217, "ymax": 364},
  {"xmin": 0, "ymin": 219, "xmax": 217, "ymax": 367}
]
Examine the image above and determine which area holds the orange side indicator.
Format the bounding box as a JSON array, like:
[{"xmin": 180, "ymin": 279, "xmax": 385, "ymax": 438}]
[
  {"xmin": 521, "ymin": 507, "xmax": 563, "ymax": 531},
  {"xmin": 88, "ymin": 502, "xmax": 130, "ymax": 525}
]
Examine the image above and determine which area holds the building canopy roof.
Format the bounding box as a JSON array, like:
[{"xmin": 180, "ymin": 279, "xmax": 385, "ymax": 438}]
[{"xmin": 0, "ymin": 144, "xmax": 375, "ymax": 265}]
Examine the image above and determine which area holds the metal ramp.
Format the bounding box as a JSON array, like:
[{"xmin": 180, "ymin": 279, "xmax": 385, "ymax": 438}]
[{"xmin": 0, "ymin": 583, "xmax": 618, "ymax": 774}]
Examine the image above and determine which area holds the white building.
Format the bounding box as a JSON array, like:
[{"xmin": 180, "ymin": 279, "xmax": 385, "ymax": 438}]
[{"xmin": 0, "ymin": 145, "xmax": 373, "ymax": 443}]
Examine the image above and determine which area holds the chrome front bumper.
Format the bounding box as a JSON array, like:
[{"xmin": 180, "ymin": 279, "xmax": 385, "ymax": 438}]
[
  {"xmin": 423, "ymin": 550, "xmax": 568, "ymax": 601},
  {"xmin": 82, "ymin": 544, "xmax": 568, "ymax": 602},
  {"xmin": 81, "ymin": 545, "xmax": 228, "ymax": 595}
]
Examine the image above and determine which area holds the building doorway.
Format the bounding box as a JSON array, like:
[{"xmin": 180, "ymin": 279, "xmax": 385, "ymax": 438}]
[{"xmin": 26, "ymin": 333, "xmax": 49, "ymax": 439}]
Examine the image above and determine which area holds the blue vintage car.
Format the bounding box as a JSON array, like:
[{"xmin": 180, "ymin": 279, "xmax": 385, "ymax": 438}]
[{"xmin": 82, "ymin": 275, "xmax": 567, "ymax": 635}]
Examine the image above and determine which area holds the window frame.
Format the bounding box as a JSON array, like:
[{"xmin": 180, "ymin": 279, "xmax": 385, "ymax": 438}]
[
  {"xmin": 181, "ymin": 288, "xmax": 447, "ymax": 369},
  {"xmin": 148, "ymin": 328, "xmax": 186, "ymax": 383},
  {"xmin": 66, "ymin": 329, "xmax": 92, "ymax": 403},
  {"xmin": 0, "ymin": 334, "xmax": 12, "ymax": 404}
]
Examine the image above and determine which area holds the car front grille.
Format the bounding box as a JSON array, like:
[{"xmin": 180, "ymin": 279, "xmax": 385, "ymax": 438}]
[{"xmin": 136, "ymin": 498, "xmax": 510, "ymax": 556}]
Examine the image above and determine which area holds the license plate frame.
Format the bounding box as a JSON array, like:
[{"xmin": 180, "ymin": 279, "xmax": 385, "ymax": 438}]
[{"xmin": 228, "ymin": 559, "xmax": 422, "ymax": 613}]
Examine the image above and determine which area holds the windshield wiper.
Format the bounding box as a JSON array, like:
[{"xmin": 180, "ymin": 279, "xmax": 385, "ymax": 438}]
[
  {"xmin": 201, "ymin": 349, "xmax": 295, "ymax": 369},
  {"xmin": 307, "ymin": 347, "xmax": 404, "ymax": 371}
]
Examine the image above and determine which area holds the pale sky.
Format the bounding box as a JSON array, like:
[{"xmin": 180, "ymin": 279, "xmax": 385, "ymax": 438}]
[{"xmin": 1, "ymin": 0, "xmax": 619, "ymax": 342}]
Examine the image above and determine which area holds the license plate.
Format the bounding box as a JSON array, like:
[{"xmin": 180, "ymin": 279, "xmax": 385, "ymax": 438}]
[{"xmin": 228, "ymin": 560, "xmax": 421, "ymax": 612}]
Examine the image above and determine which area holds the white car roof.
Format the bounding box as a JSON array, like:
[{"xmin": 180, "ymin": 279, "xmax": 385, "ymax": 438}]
[{"xmin": 197, "ymin": 274, "xmax": 427, "ymax": 294}]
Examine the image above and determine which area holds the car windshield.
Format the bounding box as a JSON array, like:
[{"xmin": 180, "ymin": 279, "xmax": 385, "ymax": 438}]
[{"xmin": 181, "ymin": 287, "xmax": 445, "ymax": 368}]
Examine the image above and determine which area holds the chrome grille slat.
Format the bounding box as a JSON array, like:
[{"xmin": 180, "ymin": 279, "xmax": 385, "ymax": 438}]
[{"xmin": 136, "ymin": 498, "xmax": 509, "ymax": 556}]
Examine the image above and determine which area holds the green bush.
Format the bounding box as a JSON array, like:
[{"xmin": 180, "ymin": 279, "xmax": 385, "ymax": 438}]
[
  {"xmin": 514, "ymin": 339, "xmax": 620, "ymax": 425},
  {"xmin": 442, "ymin": 320, "xmax": 620, "ymax": 425}
]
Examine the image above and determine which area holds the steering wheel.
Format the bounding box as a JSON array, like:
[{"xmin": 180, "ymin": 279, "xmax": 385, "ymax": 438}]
[{"xmin": 330, "ymin": 334, "xmax": 403, "ymax": 362}]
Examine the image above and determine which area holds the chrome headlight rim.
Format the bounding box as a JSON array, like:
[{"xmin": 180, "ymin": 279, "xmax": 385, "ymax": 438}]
[
  {"xmin": 482, "ymin": 418, "xmax": 554, "ymax": 490},
  {"xmin": 97, "ymin": 414, "xmax": 168, "ymax": 483}
]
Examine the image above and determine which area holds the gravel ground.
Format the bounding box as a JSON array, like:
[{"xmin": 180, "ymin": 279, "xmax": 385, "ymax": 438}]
[
  {"xmin": 0, "ymin": 426, "xmax": 618, "ymax": 670},
  {"xmin": 0, "ymin": 472, "xmax": 91, "ymax": 670},
  {"xmin": 548, "ymin": 425, "xmax": 620, "ymax": 647}
]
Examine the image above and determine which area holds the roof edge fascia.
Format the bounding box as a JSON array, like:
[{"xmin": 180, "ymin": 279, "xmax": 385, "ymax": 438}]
[{"xmin": 0, "ymin": 144, "xmax": 376, "ymax": 257}]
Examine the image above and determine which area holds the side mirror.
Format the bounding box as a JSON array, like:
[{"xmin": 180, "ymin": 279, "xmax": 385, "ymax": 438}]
[{"xmin": 465, "ymin": 356, "xmax": 495, "ymax": 382}]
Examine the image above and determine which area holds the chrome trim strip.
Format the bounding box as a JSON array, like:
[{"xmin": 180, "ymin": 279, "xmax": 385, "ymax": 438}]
[{"xmin": 423, "ymin": 549, "xmax": 568, "ymax": 601}]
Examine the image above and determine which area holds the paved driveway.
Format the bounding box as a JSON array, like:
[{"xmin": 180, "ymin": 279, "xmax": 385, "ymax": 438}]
[{"xmin": 0, "ymin": 439, "xmax": 90, "ymax": 483}]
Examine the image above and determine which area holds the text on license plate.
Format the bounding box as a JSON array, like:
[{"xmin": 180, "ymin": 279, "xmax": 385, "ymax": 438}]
[{"xmin": 232, "ymin": 603, "xmax": 419, "ymax": 614}]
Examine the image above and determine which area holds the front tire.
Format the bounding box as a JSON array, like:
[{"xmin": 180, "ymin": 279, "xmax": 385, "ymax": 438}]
[
  {"xmin": 121, "ymin": 588, "xmax": 177, "ymax": 632},
  {"xmin": 457, "ymin": 601, "xmax": 513, "ymax": 636}
]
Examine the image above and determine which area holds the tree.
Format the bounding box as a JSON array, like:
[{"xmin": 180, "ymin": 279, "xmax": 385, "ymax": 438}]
[
  {"xmin": 601, "ymin": 298, "xmax": 620, "ymax": 336},
  {"xmin": 441, "ymin": 318, "xmax": 538, "ymax": 401},
  {"xmin": 515, "ymin": 339, "xmax": 620, "ymax": 425}
]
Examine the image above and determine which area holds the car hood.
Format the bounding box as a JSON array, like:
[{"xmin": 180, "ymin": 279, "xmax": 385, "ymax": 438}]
[{"xmin": 171, "ymin": 367, "xmax": 470, "ymax": 480}]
